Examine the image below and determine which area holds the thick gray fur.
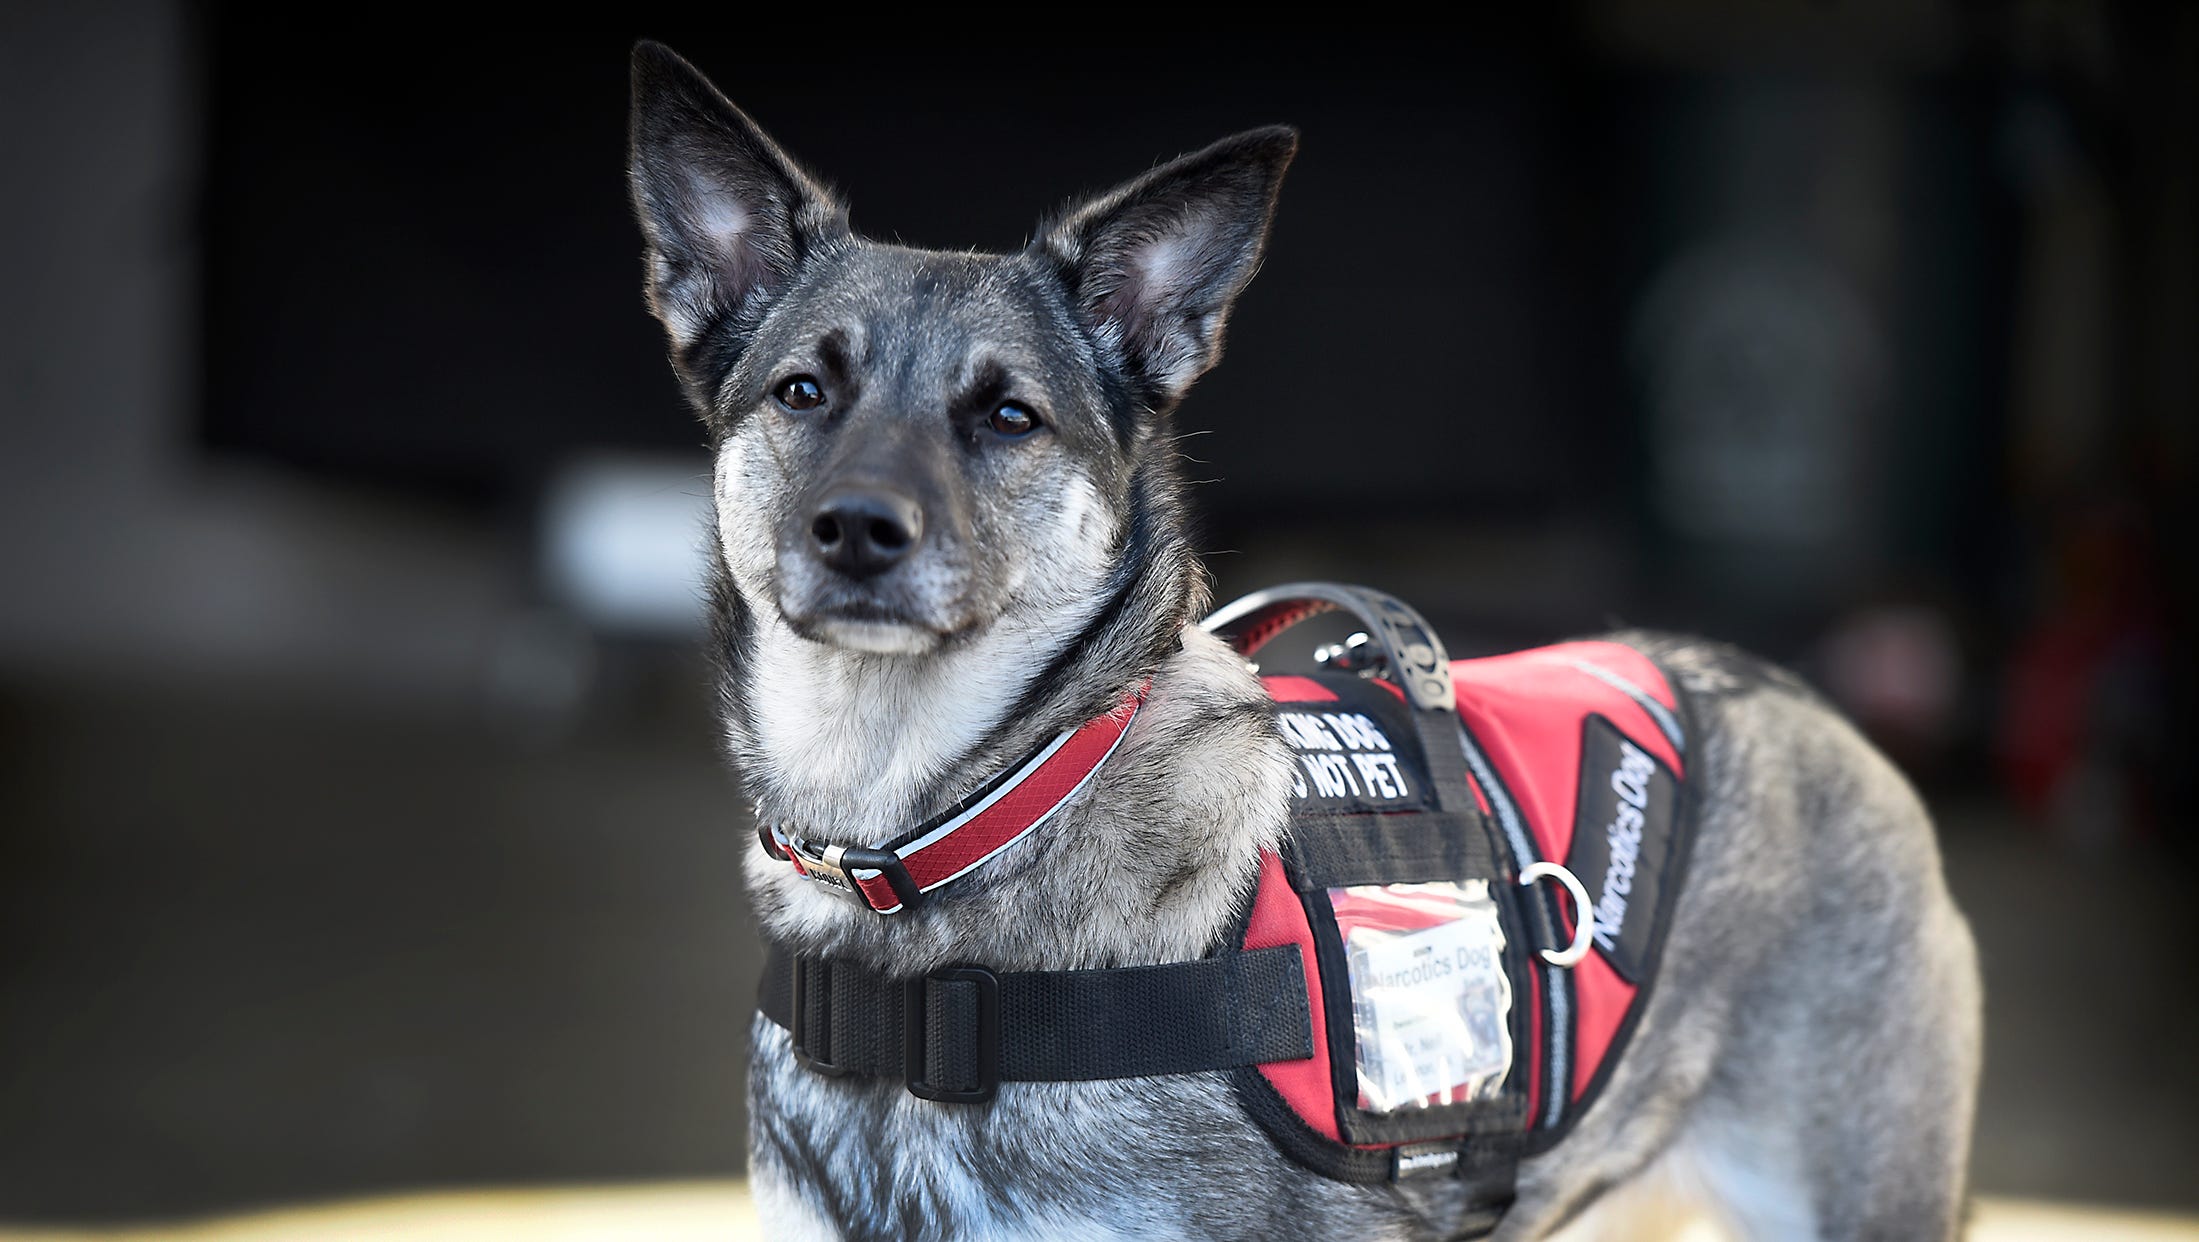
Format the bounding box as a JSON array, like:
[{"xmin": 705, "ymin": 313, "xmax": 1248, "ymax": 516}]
[{"xmin": 627, "ymin": 41, "xmax": 1982, "ymax": 1241}]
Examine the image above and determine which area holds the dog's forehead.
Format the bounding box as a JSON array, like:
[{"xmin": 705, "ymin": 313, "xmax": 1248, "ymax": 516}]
[{"xmin": 794, "ymin": 246, "xmax": 1081, "ymax": 388}]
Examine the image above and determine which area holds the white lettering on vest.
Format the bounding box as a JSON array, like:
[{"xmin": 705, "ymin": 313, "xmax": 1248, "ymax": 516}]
[
  {"xmin": 1301, "ymin": 752, "xmax": 1361, "ymax": 798},
  {"xmin": 1351, "ymin": 751, "xmax": 1410, "ymax": 799},
  {"xmin": 1592, "ymin": 740, "xmax": 1656, "ymax": 952}
]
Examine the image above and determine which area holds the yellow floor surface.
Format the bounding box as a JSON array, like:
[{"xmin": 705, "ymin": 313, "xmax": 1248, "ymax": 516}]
[{"xmin": 1, "ymin": 1183, "xmax": 2194, "ymax": 1240}]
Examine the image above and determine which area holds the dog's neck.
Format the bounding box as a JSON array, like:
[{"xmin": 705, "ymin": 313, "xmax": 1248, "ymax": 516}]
[
  {"xmin": 735, "ymin": 613, "xmax": 1108, "ymax": 839},
  {"xmin": 715, "ymin": 503, "xmax": 1293, "ymax": 971}
]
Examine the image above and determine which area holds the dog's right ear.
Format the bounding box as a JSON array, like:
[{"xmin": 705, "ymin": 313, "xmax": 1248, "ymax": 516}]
[{"xmin": 628, "ymin": 41, "xmax": 848, "ymax": 389}]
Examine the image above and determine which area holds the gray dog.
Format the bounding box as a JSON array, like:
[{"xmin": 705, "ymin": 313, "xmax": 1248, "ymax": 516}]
[{"xmin": 626, "ymin": 41, "xmax": 1982, "ymax": 1241}]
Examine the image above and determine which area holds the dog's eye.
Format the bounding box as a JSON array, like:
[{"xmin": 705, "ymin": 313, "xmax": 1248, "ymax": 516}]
[
  {"xmin": 989, "ymin": 403, "xmax": 1040, "ymax": 437},
  {"xmin": 775, "ymin": 376, "xmax": 825, "ymax": 412}
]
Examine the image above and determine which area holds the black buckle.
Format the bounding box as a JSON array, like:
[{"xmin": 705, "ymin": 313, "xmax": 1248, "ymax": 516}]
[
  {"xmin": 788, "ymin": 957, "xmax": 847, "ymax": 1078},
  {"xmin": 903, "ymin": 965, "xmax": 999, "ymax": 1104},
  {"xmin": 842, "ymin": 845, "xmax": 924, "ymax": 912},
  {"xmin": 783, "ymin": 838, "xmax": 924, "ymax": 914}
]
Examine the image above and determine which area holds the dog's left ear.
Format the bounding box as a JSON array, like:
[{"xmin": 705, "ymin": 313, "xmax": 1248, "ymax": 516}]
[
  {"xmin": 1037, "ymin": 126, "xmax": 1297, "ymax": 410},
  {"xmin": 628, "ymin": 41, "xmax": 849, "ymax": 390}
]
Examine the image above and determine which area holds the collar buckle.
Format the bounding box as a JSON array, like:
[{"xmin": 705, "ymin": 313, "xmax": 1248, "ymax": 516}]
[{"xmin": 781, "ymin": 833, "xmax": 924, "ymax": 914}]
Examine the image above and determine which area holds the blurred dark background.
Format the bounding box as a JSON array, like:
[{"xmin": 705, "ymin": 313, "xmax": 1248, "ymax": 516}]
[{"xmin": 3, "ymin": 0, "xmax": 2194, "ymax": 1224}]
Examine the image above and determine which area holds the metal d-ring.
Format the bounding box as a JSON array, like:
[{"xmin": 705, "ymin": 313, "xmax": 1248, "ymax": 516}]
[{"xmin": 1519, "ymin": 861, "xmax": 1596, "ymax": 968}]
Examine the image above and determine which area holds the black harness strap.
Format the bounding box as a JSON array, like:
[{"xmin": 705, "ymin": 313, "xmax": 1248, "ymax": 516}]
[{"xmin": 759, "ymin": 944, "xmax": 1315, "ymax": 1103}]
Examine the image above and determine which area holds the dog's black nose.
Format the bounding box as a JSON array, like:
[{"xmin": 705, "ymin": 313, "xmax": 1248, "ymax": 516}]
[{"xmin": 809, "ymin": 487, "xmax": 924, "ymax": 578}]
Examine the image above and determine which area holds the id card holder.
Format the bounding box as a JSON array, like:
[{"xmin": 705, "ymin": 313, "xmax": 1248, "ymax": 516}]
[{"xmin": 1329, "ymin": 880, "xmax": 1513, "ymax": 1113}]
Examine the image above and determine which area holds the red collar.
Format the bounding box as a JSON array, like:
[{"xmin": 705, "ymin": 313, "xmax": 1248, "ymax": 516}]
[{"xmin": 760, "ymin": 685, "xmax": 1148, "ymax": 914}]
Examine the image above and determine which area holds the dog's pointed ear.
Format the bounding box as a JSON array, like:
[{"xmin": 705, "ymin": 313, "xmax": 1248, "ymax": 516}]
[
  {"xmin": 628, "ymin": 41, "xmax": 848, "ymax": 379},
  {"xmin": 1036, "ymin": 126, "xmax": 1297, "ymax": 409}
]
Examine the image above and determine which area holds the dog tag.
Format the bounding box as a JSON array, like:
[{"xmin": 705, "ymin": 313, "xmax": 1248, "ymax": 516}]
[{"xmin": 1330, "ymin": 881, "xmax": 1512, "ymax": 1113}]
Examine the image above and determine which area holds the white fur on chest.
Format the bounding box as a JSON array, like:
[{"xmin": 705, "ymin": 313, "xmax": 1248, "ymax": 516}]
[{"xmin": 744, "ymin": 627, "xmax": 1028, "ymax": 823}]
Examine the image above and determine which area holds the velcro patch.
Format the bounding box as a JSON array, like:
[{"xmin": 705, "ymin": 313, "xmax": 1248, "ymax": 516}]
[
  {"xmin": 1565, "ymin": 714, "xmax": 1678, "ymax": 984},
  {"xmin": 1268, "ymin": 675, "xmax": 1431, "ymax": 815}
]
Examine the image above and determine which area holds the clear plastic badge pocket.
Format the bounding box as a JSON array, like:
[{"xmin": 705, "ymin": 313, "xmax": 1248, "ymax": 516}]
[{"xmin": 1328, "ymin": 880, "xmax": 1513, "ymax": 1114}]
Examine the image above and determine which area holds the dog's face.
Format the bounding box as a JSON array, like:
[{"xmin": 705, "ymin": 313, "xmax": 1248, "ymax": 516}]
[
  {"xmin": 629, "ymin": 43, "xmax": 1293, "ymax": 657},
  {"xmin": 693, "ymin": 246, "xmax": 1133, "ymax": 658}
]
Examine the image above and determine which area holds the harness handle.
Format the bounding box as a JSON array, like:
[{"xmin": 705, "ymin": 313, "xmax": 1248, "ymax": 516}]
[{"xmin": 1202, "ymin": 583, "xmax": 1474, "ymax": 815}]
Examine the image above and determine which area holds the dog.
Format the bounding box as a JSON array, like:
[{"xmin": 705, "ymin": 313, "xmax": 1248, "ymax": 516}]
[{"xmin": 626, "ymin": 41, "xmax": 1983, "ymax": 1241}]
